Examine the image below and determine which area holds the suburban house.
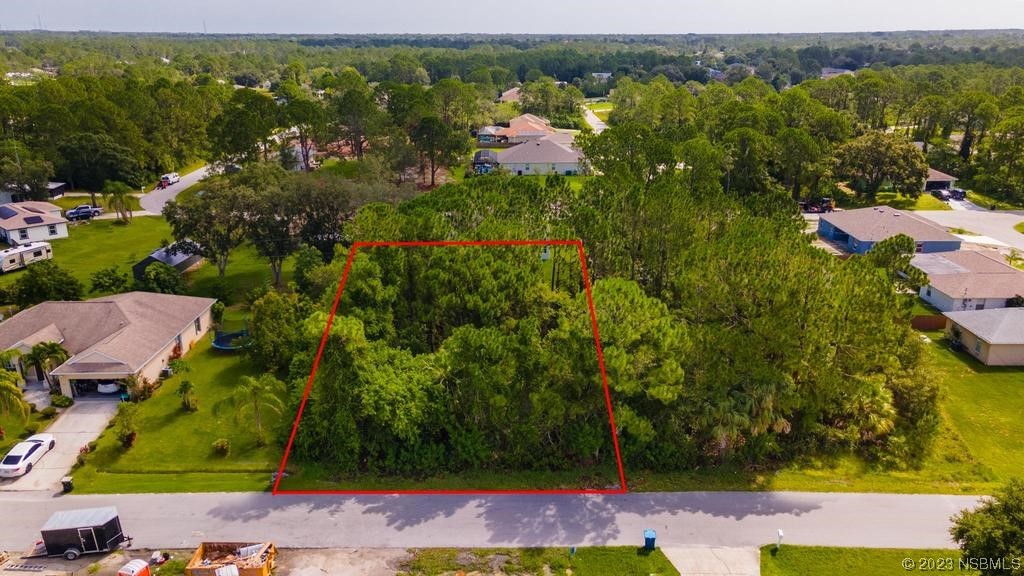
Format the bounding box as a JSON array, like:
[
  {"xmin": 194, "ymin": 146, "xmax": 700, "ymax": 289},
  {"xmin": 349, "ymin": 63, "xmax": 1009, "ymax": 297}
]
[
  {"xmin": 0, "ymin": 201, "xmax": 69, "ymax": 246},
  {"xmin": 817, "ymin": 207, "xmax": 962, "ymax": 255},
  {"xmin": 0, "ymin": 292, "xmax": 216, "ymax": 397},
  {"xmin": 912, "ymin": 250, "xmax": 1024, "ymax": 311},
  {"xmin": 498, "ymin": 86, "xmax": 521, "ymax": 103},
  {"xmin": 820, "ymin": 67, "xmax": 855, "ymax": 79},
  {"xmin": 0, "ymin": 181, "xmax": 67, "ymax": 204},
  {"xmin": 482, "ymin": 114, "xmax": 557, "ymax": 145},
  {"xmin": 945, "ymin": 308, "xmax": 1024, "ymax": 366},
  {"xmin": 925, "ymin": 168, "xmax": 957, "ymax": 191},
  {"xmin": 591, "ymin": 72, "xmax": 613, "ymax": 82},
  {"xmin": 131, "ymin": 242, "xmax": 204, "ymax": 281},
  {"xmin": 496, "ymin": 134, "xmax": 585, "ymax": 176}
]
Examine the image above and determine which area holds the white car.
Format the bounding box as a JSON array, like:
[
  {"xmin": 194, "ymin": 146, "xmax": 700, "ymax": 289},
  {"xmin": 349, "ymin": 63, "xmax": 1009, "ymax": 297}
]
[
  {"xmin": 160, "ymin": 172, "xmax": 181, "ymax": 186},
  {"xmin": 0, "ymin": 434, "xmax": 56, "ymax": 478}
]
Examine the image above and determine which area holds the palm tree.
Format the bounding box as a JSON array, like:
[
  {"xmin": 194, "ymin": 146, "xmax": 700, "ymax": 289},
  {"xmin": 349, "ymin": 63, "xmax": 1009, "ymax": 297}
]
[
  {"xmin": 24, "ymin": 342, "xmax": 70, "ymax": 394},
  {"xmin": 176, "ymin": 380, "xmax": 198, "ymax": 412},
  {"xmin": 0, "ymin": 367, "xmax": 28, "ymax": 420},
  {"xmin": 215, "ymin": 374, "xmax": 285, "ymax": 446},
  {"xmin": 102, "ymin": 181, "xmax": 134, "ymax": 224}
]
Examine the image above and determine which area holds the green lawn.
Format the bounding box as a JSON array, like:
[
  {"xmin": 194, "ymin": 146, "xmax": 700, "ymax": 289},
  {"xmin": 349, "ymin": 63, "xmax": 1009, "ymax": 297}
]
[
  {"xmin": 0, "ymin": 217, "xmax": 173, "ymax": 292},
  {"xmin": 400, "ymin": 547, "xmax": 678, "ymax": 576},
  {"xmin": 587, "ymin": 101, "xmax": 614, "ymax": 122},
  {"xmin": 186, "ymin": 244, "xmax": 296, "ymax": 304},
  {"xmin": 836, "ymin": 188, "xmax": 952, "ymax": 211},
  {"xmin": 0, "ymin": 407, "xmax": 54, "ymax": 454},
  {"xmin": 761, "ymin": 546, "xmax": 973, "ymax": 576},
  {"xmin": 1015, "ymin": 222, "xmax": 1024, "ymax": 235},
  {"xmin": 51, "ymin": 195, "xmax": 143, "ymax": 213},
  {"xmin": 71, "ymin": 335, "xmax": 282, "ymax": 494},
  {"xmin": 967, "ymin": 189, "xmax": 1024, "ymax": 211}
]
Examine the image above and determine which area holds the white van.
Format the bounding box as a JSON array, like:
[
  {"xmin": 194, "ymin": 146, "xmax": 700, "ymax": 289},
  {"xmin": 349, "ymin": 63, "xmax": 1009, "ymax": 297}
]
[{"xmin": 160, "ymin": 172, "xmax": 181, "ymax": 186}]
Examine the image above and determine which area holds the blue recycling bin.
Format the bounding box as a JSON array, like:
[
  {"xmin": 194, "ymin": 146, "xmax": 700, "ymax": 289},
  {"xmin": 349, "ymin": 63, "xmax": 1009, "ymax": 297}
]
[{"xmin": 644, "ymin": 529, "xmax": 656, "ymax": 551}]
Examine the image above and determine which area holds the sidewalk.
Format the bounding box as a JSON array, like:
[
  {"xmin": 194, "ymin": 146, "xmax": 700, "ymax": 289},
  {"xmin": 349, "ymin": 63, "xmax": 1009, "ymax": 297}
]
[{"xmin": 661, "ymin": 547, "xmax": 761, "ymax": 576}]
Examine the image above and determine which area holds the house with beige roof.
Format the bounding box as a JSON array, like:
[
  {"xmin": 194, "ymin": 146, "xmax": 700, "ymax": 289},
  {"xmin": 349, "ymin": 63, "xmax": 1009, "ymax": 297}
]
[
  {"xmin": 0, "ymin": 292, "xmax": 216, "ymax": 397},
  {"xmin": 818, "ymin": 207, "xmax": 961, "ymax": 255},
  {"xmin": 0, "ymin": 202, "xmax": 68, "ymax": 246},
  {"xmin": 912, "ymin": 250, "xmax": 1024, "ymax": 312},
  {"xmin": 945, "ymin": 308, "xmax": 1024, "ymax": 366}
]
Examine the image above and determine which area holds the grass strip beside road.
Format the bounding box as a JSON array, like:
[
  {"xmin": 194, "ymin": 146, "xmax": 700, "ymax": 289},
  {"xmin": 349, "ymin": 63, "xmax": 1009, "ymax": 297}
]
[
  {"xmin": 401, "ymin": 547, "xmax": 679, "ymax": 576},
  {"xmin": 761, "ymin": 546, "xmax": 974, "ymax": 576}
]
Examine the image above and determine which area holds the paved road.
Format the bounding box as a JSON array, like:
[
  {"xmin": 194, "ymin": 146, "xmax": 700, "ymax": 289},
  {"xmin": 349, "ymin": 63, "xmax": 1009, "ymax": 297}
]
[
  {"xmin": 583, "ymin": 107, "xmax": 608, "ymax": 134},
  {"xmin": 916, "ymin": 210, "xmax": 1024, "ymax": 250},
  {"xmin": 139, "ymin": 166, "xmax": 209, "ymax": 213},
  {"xmin": 0, "ymin": 491, "xmax": 979, "ymax": 551},
  {"xmin": 0, "ymin": 400, "xmax": 118, "ymax": 492}
]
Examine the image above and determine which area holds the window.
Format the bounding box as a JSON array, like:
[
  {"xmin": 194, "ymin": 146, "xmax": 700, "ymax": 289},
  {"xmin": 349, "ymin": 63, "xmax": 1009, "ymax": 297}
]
[
  {"xmin": 32, "ymin": 250, "xmax": 42, "ymax": 258},
  {"xmin": 975, "ymin": 303, "xmax": 985, "ymax": 310},
  {"xmin": 17, "ymin": 229, "xmax": 28, "ymax": 241},
  {"xmin": 926, "ymin": 288, "xmax": 931, "ymax": 297},
  {"xmin": 194, "ymin": 317, "xmax": 202, "ymax": 333},
  {"xmin": 974, "ymin": 339, "xmax": 982, "ymax": 354},
  {"xmin": 47, "ymin": 224, "xmax": 57, "ymax": 236},
  {"xmin": 915, "ymin": 242, "xmax": 925, "ymax": 253}
]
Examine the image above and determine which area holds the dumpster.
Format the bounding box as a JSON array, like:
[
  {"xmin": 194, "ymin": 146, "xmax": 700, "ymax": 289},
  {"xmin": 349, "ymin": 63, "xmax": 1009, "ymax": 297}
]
[
  {"xmin": 118, "ymin": 559, "xmax": 151, "ymax": 576},
  {"xmin": 643, "ymin": 528, "xmax": 656, "ymax": 551},
  {"xmin": 185, "ymin": 542, "xmax": 276, "ymax": 576},
  {"xmin": 61, "ymin": 476, "xmax": 73, "ymax": 493},
  {"xmin": 38, "ymin": 506, "xmax": 128, "ymax": 560}
]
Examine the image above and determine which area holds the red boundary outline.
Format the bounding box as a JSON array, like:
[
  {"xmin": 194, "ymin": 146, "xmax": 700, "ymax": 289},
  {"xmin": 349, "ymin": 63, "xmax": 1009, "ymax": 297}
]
[{"xmin": 272, "ymin": 239, "xmax": 628, "ymax": 495}]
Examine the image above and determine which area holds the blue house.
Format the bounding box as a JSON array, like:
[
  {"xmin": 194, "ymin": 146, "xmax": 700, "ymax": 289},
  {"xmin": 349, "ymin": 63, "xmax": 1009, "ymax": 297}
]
[{"xmin": 818, "ymin": 207, "xmax": 962, "ymax": 255}]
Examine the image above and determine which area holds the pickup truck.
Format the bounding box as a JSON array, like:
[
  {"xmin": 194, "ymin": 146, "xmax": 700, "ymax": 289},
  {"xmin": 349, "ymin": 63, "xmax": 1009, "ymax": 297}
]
[{"xmin": 65, "ymin": 204, "xmax": 103, "ymax": 221}]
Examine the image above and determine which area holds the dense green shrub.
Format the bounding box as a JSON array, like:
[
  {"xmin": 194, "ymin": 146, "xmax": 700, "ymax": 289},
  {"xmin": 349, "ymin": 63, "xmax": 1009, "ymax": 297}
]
[
  {"xmin": 212, "ymin": 438, "xmax": 231, "ymax": 457},
  {"xmin": 50, "ymin": 395, "xmax": 74, "ymax": 408}
]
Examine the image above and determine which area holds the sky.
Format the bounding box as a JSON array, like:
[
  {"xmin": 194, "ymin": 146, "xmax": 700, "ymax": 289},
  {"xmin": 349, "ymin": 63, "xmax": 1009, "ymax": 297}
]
[{"xmin": 1, "ymin": 0, "xmax": 1024, "ymax": 34}]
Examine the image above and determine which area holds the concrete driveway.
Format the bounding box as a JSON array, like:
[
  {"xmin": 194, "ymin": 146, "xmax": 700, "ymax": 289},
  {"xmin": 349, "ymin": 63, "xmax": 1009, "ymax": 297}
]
[
  {"xmin": 0, "ymin": 399, "xmax": 118, "ymax": 492},
  {"xmin": 916, "ymin": 210, "xmax": 1024, "ymax": 250},
  {"xmin": 139, "ymin": 166, "xmax": 209, "ymax": 213}
]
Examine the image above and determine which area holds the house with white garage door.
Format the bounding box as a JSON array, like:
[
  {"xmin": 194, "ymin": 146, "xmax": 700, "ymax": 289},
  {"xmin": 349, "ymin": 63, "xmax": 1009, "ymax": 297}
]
[{"xmin": 0, "ymin": 292, "xmax": 215, "ymax": 397}]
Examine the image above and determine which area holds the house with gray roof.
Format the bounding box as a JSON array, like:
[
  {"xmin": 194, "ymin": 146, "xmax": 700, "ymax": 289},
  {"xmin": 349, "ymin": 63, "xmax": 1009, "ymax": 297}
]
[
  {"xmin": 0, "ymin": 292, "xmax": 216, "ymax": 397},
  {"xmin": 496, "ymin": 135, "xmax": 585, "ymax": 176},
  {"xmin": 817, "ymin": 207, "xmax": 961, "ymax": 255},
  {"xmin": 945, "ymin": 308, "xmax": 1024, "ymax": 366}
]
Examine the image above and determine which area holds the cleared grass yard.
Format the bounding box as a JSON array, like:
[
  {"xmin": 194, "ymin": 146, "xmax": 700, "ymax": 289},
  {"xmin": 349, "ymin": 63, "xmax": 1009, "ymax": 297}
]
[
  {"xmin": 0, "ymin": 217, "xmax": 173, "ymax": 292},
  {"xmin": 634, "ymin": 332, "xmax": 1023, "ymax": 495}
]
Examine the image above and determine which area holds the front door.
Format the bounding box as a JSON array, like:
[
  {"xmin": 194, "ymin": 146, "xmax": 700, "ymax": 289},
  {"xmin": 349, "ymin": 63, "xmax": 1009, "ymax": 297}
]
[{"xmin": 78, "ymin": 528, "xmax": 99, "ymax": 553}]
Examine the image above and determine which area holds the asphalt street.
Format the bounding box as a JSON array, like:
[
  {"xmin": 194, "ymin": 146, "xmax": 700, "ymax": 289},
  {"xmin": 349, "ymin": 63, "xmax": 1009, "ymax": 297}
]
[
  {"xmin": 915, "ymin": 209, "xmax": 1024, "ymax": 250},
  {"xmin": 0, "ymin": 491, "xmax": 979, "ymax": 551},
  {"xmin": 583, "ymin": 107, "xmax": 608, "ymax": 134},
  {"xmin": 139, "ymin": 166, "xmax": 209, "ymax": 213}
]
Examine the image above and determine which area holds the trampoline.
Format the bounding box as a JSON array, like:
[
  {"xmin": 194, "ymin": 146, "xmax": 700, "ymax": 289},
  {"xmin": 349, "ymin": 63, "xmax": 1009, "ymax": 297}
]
[{"xmin": 211, "ymin": 320, "xmax": 250, "ymax": 351}]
